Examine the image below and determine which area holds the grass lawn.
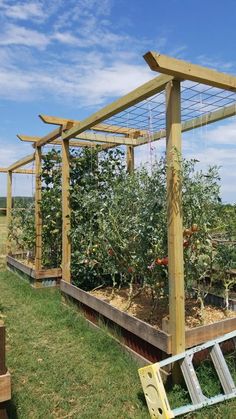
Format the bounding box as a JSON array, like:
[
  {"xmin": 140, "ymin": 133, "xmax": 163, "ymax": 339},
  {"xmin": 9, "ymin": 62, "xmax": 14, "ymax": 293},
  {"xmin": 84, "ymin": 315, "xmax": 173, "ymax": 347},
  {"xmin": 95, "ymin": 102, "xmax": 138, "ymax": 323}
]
[
  {"xmin": 0, "ymin": 271, "xmax": 235, "ymax": 418},
  {"xmin": 0, "ymin": 215, "xmax": 7, "ymax": 269}
]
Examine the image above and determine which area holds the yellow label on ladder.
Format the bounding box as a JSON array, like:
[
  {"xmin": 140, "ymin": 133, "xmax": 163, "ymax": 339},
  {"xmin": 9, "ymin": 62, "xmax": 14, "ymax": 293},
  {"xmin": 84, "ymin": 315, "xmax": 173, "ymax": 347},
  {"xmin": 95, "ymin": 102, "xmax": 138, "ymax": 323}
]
[{"xmin": 138, "ymin": 364, "xmax": 174, "ymax": 419}]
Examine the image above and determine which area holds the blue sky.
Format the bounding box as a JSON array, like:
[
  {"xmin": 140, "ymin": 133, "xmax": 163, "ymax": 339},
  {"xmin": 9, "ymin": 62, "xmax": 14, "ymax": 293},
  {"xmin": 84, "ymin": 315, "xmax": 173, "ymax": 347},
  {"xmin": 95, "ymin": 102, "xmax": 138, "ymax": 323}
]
[{"xmin": 0, "ymin": 0, "xmax": 236, "ymax": 202}]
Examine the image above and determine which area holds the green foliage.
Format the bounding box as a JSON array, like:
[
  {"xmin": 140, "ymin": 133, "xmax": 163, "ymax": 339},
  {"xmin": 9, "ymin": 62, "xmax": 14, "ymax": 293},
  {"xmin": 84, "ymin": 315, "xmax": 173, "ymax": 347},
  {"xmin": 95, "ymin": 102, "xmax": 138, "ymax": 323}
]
[
  {"xmin": 70, "ymin": 146, "xmax": 126, "ymax": 289},
  {"xmin": 8, "ymin": 199, "xmax": 35, "ymax": 252},
  {"xmin": 10, "ymin": 147, "xmax": 232, "ymax": 317},
  {"xmin": 41, "ymin": 149, "xmax": 62, "ymax": 267},
  {"xmin": 213, "ymin": 243, "xmax": 236, "ymax": 309}
]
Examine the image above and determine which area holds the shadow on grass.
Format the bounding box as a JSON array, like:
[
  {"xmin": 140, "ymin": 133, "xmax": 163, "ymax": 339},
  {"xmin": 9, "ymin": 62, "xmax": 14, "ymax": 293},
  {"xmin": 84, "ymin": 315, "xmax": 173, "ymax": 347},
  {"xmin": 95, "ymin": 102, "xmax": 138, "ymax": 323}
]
[{"xmin": 5, "ymin": 399, "xmax": 19, "ymax": 419}]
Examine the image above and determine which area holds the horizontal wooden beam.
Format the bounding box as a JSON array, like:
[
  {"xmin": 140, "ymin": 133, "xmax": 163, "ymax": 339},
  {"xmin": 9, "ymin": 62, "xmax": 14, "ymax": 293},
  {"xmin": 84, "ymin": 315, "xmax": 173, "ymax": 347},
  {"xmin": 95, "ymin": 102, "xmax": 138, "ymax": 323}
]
[
  {"xmin": 35, "ymin": 75, "xmax": 172, "ymax": 148},
  {"xmin": 135, "ymin": 102, "xmax": 236, "ymax": 147},
  {"xmin": 144, "ymin": 51, "xmax": 236, "ymax": 92},
  {"xmin": 18, "ymin": 134, "xmax": 132, "ymax": 148},
  {"xmin": 0, "ymin": 167, "xmax": 35, "ymax": 174},
  {"xmin": 7, "ymin": 153, "xmax": 35, "ymax": 171},
  {"xmin": 32, "ymin": 127, "xmax": 62, "ymax": 149},
  {"xmin": 39, "ymin": 114, "xmax": 147, "ymax": 137},
  {"xmin": 74, "ymin": 132, "xmax": 137, "ymax": 145}
]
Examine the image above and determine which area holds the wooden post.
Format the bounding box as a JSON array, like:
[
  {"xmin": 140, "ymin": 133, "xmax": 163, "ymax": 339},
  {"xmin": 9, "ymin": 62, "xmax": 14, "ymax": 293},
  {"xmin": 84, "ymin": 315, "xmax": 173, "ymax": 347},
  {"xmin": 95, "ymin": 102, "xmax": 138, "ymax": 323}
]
[
  {"xmin": 35, "ymin": 147, "xmax": 42, "ymax": 271},
  {"xmin": 166, "ymin": 79, "xmax": 185, "ymax": 355},
  {"xmin": 6, "ymin": 171, "xmax": 12, "ymax": 255},
  {"xmin": 0, "ymin": 325, "xmax": 6, "ymax": 376},
  {"xmin": 126, "ymin": 146, "xmax": 135, "ymax": 173},
  {"xmin": 0, "ymin": 324, "xmax": 6, "ymax": 419},
  {"xmin": 61, "ymin": 139, "xmax": 71, "ymax": 282}
]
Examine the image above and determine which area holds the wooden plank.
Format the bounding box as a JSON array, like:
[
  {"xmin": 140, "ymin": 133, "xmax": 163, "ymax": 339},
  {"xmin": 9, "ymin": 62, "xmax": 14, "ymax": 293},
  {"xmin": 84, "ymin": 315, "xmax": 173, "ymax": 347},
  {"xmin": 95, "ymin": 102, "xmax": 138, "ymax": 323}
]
[
  {"xmin": 135, "ymin": 102, "xmax": 236, "ymax": 147},
  {"xmin": 186, "ymin": 317, "xmax": 236, "ymax": 348},
  {"xmin": 144, "ymin": 51, "xmax": 236, "ymax": 92},
  {"xmin": 166, "ymin": 80, "xmax": 185, "ymax": 355},
  {"xmin": 6, "ymin": 171, "xmax": 12, "ymax": 255},
  {"xmin": 35, "ymin": 75, "xmax": 172, "ymax": 148},
  {"xmin": 18, "ymin": 133, "xmax": 136, "ymax": 147},
  {"xmin": 74, "ymin": 132, "xmax": 136, "ymax": 145},
  {"xmin": 60, "ymin": 280, "xmax": 171, "ymax": 353},
  {"xmin": 18, "ymin": 135, "xmax": 115, "ymax": 150},
  {"xmin": 126, "ymin": 146, "xmax": 135, "ymax": 173},
  {"xmin": 0, "ymin": 168, "xmax": 35, "ymax": 174},
  {"xmin": 35, "ymin": 268, "xmax": 62, "ymax": 279},
  {"xmin": 39, "ymin": 114, "xmax": 147, "ymax": 136},
  {"xmin": 6, "ymin": 255, "xmax": 36, "ymax": 278},
  {"xmin": 61, "ymin": 140, "xmax": 71, "ymax": 283},
  {"xmin": 7, "ymin": 153, "xmax": 35, "ymax": 171},
  {"xmin": 0, "ymin": 372, "xmax": 11, "ymax": 403},
  {"xmin": 0, "ymin": 325, "xmax": 6, "ymax": 375},
  {"xmin": 35, "ymin": 147, "xmax": 42, "ymax": 271}
]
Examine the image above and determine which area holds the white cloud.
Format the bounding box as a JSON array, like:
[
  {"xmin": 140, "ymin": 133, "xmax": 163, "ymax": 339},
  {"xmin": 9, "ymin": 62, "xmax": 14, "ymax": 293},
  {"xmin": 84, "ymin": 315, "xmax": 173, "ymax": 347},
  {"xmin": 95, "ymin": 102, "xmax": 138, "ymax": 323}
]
[
  {"xmin": 2, "ymin": 1, "xmax": 45, "ymax": 21},
  {"xmin": 196, "ymin": 54, "xmax": 235, "ymax": 72},
  {"xmin": 0, "ymin": 137, "xmax": 34, "ymax": 196},
  {"xmin": 201, "ymin": 119, "xmax": 236, "ymax": 145},
  {"xmin": 75, "ymin": 62, "xmax": 153, "ymax": 105},
  {"xmin": 0, "ymin": 52, "xmax": 154, "ymax": 105},
  {"xmin": 0, "ymin": 24, "xmax": 50, "ymax": 49},
  {"xmin": 52, "ymin": 32, "xmax": 79, "ymax": 45}
]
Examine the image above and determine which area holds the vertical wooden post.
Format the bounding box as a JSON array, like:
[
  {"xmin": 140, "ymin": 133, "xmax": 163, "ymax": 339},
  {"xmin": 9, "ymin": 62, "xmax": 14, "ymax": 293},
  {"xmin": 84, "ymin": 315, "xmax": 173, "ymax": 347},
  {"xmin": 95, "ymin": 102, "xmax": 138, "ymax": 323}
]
[
  {"xmin": 35, "ymin": 147, "xmax": 42, "ymax": 271},
  {"xmin": 62, "ymin": 139, "xmax": 71, "ymax": 282},
  {"xmin": 0, "ymin": 323, "xmax": 7, "ymax": 419},
  {"xmin": 126, "ymin": 146, "xmax": 134, "ymax": 173},
  {"xmin": 6, "ymin": 171, "xmax": 12, "ymax": 255},
  {"xmin": 0, "ymin": 325, "xmax": 6, "ymax": 376},
  {"xmin": 166, "ymin": 79, "xmax": 185, "ymax": 355}
]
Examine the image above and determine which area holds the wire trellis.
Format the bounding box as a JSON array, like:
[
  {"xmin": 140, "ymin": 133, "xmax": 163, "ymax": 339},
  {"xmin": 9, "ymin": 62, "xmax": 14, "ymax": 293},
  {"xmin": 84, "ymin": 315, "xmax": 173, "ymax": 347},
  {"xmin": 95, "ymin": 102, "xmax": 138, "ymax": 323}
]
[{"xmin": 83, "ymin": 81, "xmax": 236, "ymax": 142}]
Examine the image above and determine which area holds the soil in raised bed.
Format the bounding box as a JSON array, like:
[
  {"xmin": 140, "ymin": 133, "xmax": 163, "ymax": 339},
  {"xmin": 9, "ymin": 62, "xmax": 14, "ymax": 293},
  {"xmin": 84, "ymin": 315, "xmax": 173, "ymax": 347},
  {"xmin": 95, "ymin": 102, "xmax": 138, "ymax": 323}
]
[{"xmin": 90, "ymin": 286, "xmax": 236, "ymax": 330}]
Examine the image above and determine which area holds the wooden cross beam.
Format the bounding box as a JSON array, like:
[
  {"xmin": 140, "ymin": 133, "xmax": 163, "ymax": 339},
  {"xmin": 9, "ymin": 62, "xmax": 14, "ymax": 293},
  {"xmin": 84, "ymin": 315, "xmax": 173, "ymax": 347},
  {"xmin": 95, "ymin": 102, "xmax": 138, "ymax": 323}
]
[
  {"xmin": 34, "ymin": 74, "xmax": 172, "ymax": 148},
  {"xmin": 135, "ymin": 102, "xmax": 236, "ymax": 147},
  {"xmin": 7, "ymin": 153, "xmax": 35, "ymax": 171},
  {"xmin": 39, "ymin": 114, "xmax": 147, "ymax": 137},
  {"xmin": 0, "ymin": 168, "xmax": 35, "ymax": 174},
  {"xmin": 144, "ymin": 51, "xmax": 236, "ymax": 92},
  {"xmin": 17, "ymin": 134, "xmax": 132, "ymax": 148}
]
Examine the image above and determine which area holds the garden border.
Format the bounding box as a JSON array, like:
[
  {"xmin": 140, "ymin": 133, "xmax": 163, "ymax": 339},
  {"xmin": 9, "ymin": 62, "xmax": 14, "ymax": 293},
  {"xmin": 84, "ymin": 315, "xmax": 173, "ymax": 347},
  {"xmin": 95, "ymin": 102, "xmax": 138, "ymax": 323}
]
[
  {"xmin": 6, "ymin": 254, "xmax": 61, "ymax": 288},
  {"xmin": 61, "ymin": 280, "xmax": 236, "ymax": 361}
]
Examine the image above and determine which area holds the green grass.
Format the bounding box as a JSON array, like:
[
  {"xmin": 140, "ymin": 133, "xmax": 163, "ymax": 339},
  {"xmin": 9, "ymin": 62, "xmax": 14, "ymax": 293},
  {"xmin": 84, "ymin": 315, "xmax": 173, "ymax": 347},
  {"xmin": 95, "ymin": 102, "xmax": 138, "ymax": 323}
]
[
  {"xmin": 0, "ymin": 270, "xmax": 236, "ymax": 418},
  {"xmin": 0, "ymin": 271, "xmax": 149, "ymax": 418},
  {"xmin": 168, "ymin": 357, "xmax": 236, "ymax": 418},
  {"xmin": 0, "ymin": 216, "xmax": 7, "ymax": 269}
]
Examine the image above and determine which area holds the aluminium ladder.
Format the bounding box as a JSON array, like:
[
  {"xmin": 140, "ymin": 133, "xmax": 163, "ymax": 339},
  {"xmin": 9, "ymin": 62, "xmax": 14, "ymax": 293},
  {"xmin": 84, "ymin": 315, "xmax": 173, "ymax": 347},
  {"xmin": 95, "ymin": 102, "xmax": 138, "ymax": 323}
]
[{"xmin": 138, "ymin": 330, "xmax": 236, "ymax": 418}]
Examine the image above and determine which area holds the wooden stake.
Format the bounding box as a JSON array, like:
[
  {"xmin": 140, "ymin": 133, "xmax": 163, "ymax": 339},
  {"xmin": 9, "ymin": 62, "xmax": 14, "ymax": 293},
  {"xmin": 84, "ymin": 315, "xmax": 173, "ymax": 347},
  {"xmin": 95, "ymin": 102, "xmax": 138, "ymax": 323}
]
[
  {"xmin": 126, "ymin": 146, "xmax": 135, "ymax": 173},
  {"xmin": 61, "ymin": 139, "xmax": 71, "ymax": 282},
  {"xmin": 166, "ymin": 80, "xmax": 185, "ymax": 355},
  {"xmin": 6, "ymin": 171, "xmax": 12, "ymax": 255},
  {"xmin": 35, "ymin": 147, "xmax": 42, "ymax": 271}
]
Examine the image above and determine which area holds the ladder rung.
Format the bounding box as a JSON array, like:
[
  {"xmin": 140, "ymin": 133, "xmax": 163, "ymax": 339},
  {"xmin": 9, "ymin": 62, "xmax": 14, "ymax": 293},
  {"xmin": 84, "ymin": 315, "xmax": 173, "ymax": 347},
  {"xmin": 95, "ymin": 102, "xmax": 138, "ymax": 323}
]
[
  {"xmin": 210, "ymin": 343, "xmax": 236, "ymax": 394},
  {"xmin": 180, "ymin": 354, "xmax": 206, "ymax": 405}
]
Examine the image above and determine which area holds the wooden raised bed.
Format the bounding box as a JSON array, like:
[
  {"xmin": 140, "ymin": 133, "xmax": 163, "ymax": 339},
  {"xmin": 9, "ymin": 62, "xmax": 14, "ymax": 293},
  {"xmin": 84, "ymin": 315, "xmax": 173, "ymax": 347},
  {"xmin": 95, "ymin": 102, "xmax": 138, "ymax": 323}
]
[
  {"xmin": 61, "ymin": 280, "xmax": 236, "ymax": 362},
  {"xmin": 0, "ymin": 323, "xmax": 11, "ymax": 419},
  {"xmin": 204, "ymin": 291, "xmax": 236, "ymax": 311},
  {"xmin": 6, "ymin": 254, "xmax": 61, "ymax": 288}
]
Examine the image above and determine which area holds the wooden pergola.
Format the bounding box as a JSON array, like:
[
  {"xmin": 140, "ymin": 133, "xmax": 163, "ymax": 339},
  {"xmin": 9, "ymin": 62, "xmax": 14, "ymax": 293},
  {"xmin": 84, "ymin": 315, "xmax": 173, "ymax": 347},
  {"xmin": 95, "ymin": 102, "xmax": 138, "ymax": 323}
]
[{"xmin": 4, "ymin": 52, "xmax": 236, "ymax": 356}]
